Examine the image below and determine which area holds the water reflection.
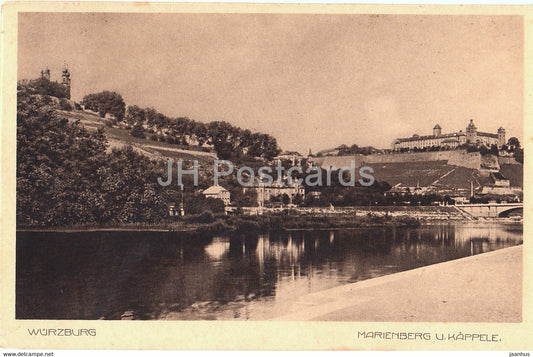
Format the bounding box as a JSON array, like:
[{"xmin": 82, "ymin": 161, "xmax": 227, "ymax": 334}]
[{"xmin": 16, "ymin": 223, "xmax": 522, "ymax": 320}]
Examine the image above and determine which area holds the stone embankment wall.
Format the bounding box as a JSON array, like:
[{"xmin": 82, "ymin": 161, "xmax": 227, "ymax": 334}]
[{"xmin": 319, "ymin": 150, "xmax": 482, "ymax": 170}]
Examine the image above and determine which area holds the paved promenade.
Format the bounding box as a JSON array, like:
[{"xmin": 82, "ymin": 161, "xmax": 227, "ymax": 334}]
[{"xmin": 274, "ymin": 245, "xmax": 522, "ymax": 322}]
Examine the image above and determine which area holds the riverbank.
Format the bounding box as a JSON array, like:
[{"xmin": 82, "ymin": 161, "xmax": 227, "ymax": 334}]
[
  {"xmin": 17, "ymin": 206, "xmax": 520, "ymax": 234},
  {"xmin": 17, "ymin": 204, "xmax": 523, "ymax": 233},
  {"xmin": 273, "ymin": 245, "xmax": 522, "ymax": 322},
  {"xmin": 17, "ymin": 209, "xmax": 422, "ymax": 233}
]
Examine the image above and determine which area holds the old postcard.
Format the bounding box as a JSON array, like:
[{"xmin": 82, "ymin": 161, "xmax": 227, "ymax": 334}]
[{"xmin": 1, "ymin": 2, "xmax": 532, "ymax": 352}]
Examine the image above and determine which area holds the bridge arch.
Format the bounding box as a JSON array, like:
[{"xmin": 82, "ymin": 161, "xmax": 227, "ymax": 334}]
[{"xmin": 498, "ymin": 207, "xmax": 523, "ymax": 218}]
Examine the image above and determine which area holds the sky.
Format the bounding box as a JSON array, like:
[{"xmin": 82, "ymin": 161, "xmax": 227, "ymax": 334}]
[{"xmin": 18, "ymin": 13, "xmax": 523, "ymax": 153}]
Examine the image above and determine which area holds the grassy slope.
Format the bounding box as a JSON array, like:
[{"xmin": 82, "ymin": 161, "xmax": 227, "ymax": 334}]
[
  {"xmin": 58, "ymin": 109, "xmax": 215, "ymax": 165},
  {"xmin": 369, "ymin": 161, "xmax": 479, "ymax": 189},
  {"xmin": 370, "ymin": 161, "xmax": 524, "ymax": 190}
]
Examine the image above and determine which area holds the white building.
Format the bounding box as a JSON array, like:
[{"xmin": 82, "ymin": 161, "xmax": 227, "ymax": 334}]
[
  {"xmin": 243, "ymin": 179, "xmax": 305, "ymax": 207},
  {"xmin": 392, "ymin": 120, "xmax": 505, "ymax": 151},
  {"xmin": 202, "ymin": 185, "xmax": 231, "ymax": 205}
]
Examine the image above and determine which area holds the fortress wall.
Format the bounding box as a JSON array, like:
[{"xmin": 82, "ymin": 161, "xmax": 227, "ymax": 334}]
[
  {"xmin": 363, "ymin": 151, "xmax": 450, "ymax": 164},
  {"xmin": 498, "ymin": 156, "xmax": 520, "ymax": 165},
  {"xmin": 321, "ymin": 155, "xmax": 365, "ymax": 169},
  {"xmin": 446, "ymin": 150, "xmax": 482, "ymax": 170},
  {"xmin": 318, "ymin": 150, "xmax": 482, "ymax": 170}
]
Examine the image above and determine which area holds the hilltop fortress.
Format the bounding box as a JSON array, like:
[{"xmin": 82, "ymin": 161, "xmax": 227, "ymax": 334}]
[{"xmin": 392, "ymin": 120, "xmax": 505, "ymax": 151}]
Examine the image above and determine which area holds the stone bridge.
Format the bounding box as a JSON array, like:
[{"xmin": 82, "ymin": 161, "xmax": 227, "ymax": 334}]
[{"xmin": 455, "ymin": 203, "xmax": 523, "ymax": 218}]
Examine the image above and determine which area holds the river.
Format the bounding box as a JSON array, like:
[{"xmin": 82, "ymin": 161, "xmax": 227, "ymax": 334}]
[{"xmin": 16, "ymin": 222, "xmax": 522, "ymax": 320}]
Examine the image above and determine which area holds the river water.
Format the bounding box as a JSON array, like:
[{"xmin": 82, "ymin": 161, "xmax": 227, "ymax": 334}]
[{"xmin": 16, "ymin": 222, "xmax": 522, "ymax": 320}]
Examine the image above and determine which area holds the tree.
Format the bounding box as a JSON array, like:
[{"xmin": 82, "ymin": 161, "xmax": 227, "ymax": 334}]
[
  {"xmin": 144, "ymin": 107, "xmax": 158, "ymax": 130},
  {"xmin": 514, "ymin": 148, "xmax": 524, "ymax": 164},
  {"xmin": 281, "ymin": 193, "xmax": 291, "ymax": 205},
  {"xmin": 214, "ymin": 141, "xmax": 235, "ymax": 160},
  {"xmin": 233, "ymin": 188, "xmax": 258, "ymax": 207},
  {"xmin": 269, "ymin": 195, "xmax": 281, "ymax": 203},
  {"xmin": 59, "ymin": 98, "xmax": 73, "ymax": 111},
  {"xmin": 17, "ymin": 88, "xmax": 183, "ymax": 226},
  {"xmin": 98, "ymin": 146, "xmax": 173, "ymax": 223},
  {"xmin": 19, "ymin": 77, "xmax": 69, "ymax": 99},
  {"xmin": 478, "ymin": 144, "xmax": 490, "ymax": 156},
  {"xmin": 131, "ymin": 123, "xmax": 145, "ymax": 139},
  {"xmin": 155, "ymin": 113, "xmax": 168, "ymax": 134},
  {"xmin": 184, "ymin": 194, "xmax": 225, "ymax": 214},
  {"xmin": 292, "ymin": 193, "xmax": 303, "ymax": 205},
  {"xmin": 80, "ymin": 93, "xmax": 99, "ymax": 111},
  {"xmin": 208, "ymin": 121, "xmax": 239, "ymax": 159},
  {"xmin": 194, "ymin": 122, "xmax": 208, "ymax": 146},
  {"xmin": 82, "ymin": 91, "xmax": 126, "ymax": 121},
  {"xmin": 262, "ymin": 135, "xmax": 281, "ymax": 160},
  {"xmin": 125, "ymin": 105, "xmax": 145, "ymax": 126},
  {"xmin": 376, "ymin": 181, "xmax": 392, "ymax": 192},
  {"xmin": 17, "ymin": 89, "xmax": 108, "ymax": 225},
  {"xmin": 507, "ymin": 137, "xmax": 521, "ymax": 150},
  {"xmin": 303, "ymin": 193, "xmax": 317, "ymax": 207}
]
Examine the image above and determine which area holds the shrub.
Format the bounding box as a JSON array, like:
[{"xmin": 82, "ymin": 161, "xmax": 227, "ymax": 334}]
[
  {"xmin": 197, "ymin": 210, "xmax": 215, "ymax": 223},
  {"xmin": 196, "ymin": 219, "xmax": 231, "ymax": 235},
  {"xmin": 235, "ymin": 219, "xmax": 260, "ymax": 232},
  {"xmin": 59, "ymin": 98, "xmax": 73, "ymax": 111},
  {"xmin": 105, "ymin": 118, "xmax": 117, "ymax": 128},
  {"xmin": 131, "ymin": 123, "xmax": 145, "ymax": 139}
]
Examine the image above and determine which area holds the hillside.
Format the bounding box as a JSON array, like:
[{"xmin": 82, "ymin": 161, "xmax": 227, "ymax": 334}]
[
  {"xmin": 58, "ymin": 109, "xmax": 216, "ymax": 165},
  {"xmin": 317, "ymin": 151, "xmax": 523, "ymax": 190},
  {"xmin": 370, "ymin": 161, "xmax": 486, "ymax": 190},
  {"xmin": 54, "ymin": 109, "xmax": 524, "ymax": 192}
]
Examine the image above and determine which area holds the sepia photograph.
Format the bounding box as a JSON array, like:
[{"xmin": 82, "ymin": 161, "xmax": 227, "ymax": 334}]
[{"xmin": 1, "ymin": 2, "xmax": 531, "ymax": 352}]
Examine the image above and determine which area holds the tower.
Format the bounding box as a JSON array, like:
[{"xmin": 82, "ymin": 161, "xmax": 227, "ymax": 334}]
[
  {"xmin": 40, "ymin": 67, "xmax": 50, "ymax": 81},
  {"xmin": 61, "ymin": 63, "xmax": 71, "ymax": 99},
  {"xmin": 466, "ymin": 119, "xmax": 477, "ymax": 144},
  {"xmin": 497, "ymin": 127, "xmax": 506, "ymax": 148},
  {"xmin": 433, "ymin": 124, "xmax": 442, "ymax": 137}
]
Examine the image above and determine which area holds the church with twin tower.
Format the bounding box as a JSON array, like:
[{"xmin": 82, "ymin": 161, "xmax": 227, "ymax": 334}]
[{"xmin": 40, "ymin": 63, "xmax": 71, "ymax": 99}]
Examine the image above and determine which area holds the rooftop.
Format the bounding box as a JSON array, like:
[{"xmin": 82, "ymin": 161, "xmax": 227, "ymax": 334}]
[
  {"xmin": 203, "ymin": 185, "xmax": 229, "ymax": 195},
  {"xmin": 395, "ymin": 132, "xmax": 463, "ymax": 143},
  {"xmin": 277, "ymin": 151, "xmax": 302, "ymax": 157}
]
